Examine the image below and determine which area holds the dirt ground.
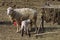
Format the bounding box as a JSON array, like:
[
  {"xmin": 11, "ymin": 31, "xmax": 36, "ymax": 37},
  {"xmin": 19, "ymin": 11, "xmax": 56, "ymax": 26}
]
[{"xmin": 0, "ymin": 22, "xmax": 60, "ymax": 40}]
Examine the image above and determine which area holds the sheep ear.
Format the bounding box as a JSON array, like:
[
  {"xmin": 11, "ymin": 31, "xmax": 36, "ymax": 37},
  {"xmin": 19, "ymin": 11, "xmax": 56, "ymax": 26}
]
[{"xmin": 10, "ymin": 10, "xmax": 14, "ymax": 13}]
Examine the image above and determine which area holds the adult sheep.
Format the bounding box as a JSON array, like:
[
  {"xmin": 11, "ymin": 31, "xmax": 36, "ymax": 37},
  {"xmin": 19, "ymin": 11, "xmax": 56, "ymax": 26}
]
[{"xmin": 7, "ymin": 7, "xmax": 38, "ymax": 33}]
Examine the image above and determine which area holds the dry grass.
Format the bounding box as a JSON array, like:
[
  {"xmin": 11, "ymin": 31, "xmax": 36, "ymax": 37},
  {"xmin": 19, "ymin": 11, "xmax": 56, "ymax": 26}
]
[
  {"xmin": 0, "ymin": 25, "xmax": 60, "ymax": 40},
  {"xmin": 0, "ymin": 0, "xmax": 60, "ymax": 40}
]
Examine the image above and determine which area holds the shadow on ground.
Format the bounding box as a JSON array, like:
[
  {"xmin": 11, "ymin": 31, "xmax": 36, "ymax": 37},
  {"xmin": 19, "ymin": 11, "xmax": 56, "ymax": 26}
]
[
  {"xmin": 0, "ymin": 21, "xmax": 60, "ymax": 34},
  {"xmin": 38, "ymin": 27, "xmax": 60, "ymax": 33},
  {"xmin": 0, "ymin": 21, "xmax": 13, "ymax": 25},
  {"xmin": 30, "ymin": 26, "xmax": 60, "ymax": 33}
]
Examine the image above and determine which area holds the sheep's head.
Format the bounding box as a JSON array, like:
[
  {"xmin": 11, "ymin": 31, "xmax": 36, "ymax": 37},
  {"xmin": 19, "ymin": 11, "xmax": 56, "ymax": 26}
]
[{"xmin": 7, "ymin": 7, "xmax": 13, "ymax": 15}]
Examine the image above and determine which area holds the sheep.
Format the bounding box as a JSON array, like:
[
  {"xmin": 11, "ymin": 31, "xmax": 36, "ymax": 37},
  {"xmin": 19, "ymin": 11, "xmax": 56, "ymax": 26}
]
[{"xmin": 7, "ymin": 7, "xmax": 38, "ymax": 33}]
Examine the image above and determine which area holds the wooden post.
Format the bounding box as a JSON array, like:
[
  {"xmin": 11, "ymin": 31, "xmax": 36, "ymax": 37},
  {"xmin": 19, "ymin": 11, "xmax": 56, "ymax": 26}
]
[
  {"xmin": 41, "ymin": 12, "xmax": 44, "ymax": 33},
  {"xmin": 40, "ymin": 8, "xmax": 45, "ymax": 33},
  {"xmin": 53, "ymin": 8, "xmax": 56, "ymax": 24},
  {"xmin": 57, "ymin": 9, "xmax": 60, "ymax": 24},
  {"xmin": 37, "ymin": 8, "xmax": 45, "ymax": 34}
]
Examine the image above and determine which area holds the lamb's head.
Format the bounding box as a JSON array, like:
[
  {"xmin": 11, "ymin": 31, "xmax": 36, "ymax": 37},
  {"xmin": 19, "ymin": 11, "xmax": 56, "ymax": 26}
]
[{"xmin": 7, "ymin": 7, "xmax": 14, "ymax": 15}]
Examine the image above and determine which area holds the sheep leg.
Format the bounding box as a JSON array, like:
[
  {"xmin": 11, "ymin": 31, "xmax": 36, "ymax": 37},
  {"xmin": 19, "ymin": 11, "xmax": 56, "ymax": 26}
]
[
  {"xmin": 21, "ymin": 27, "xmax": 24, "ymax": 37},
  {"xmin": 33, "ymin": 17, "xmax": 38, "ymax": 33},
  {"xmin": 19, "ymin": 22, "xmax": 25, "ymax": 33},
  {"xmin": 27, "ymin": 27, "xmax": 31, "ymax": 37},
  {"xmin": 30, "ymin": 20, "xmax": 33, "ymax": 31},
  {"xmin": 34, "ymin": 23, "xmax": 38, "ymax": 33},
  {"xmin": 16, "ymin": 24, "xmax": 19, "ymax": 33}
]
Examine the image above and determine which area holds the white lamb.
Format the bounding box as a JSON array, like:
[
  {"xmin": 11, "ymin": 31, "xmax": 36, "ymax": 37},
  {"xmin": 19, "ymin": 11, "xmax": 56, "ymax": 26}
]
[{"xmin": 20, "ymin": 19, "xmax": 30, "ymax": 32}]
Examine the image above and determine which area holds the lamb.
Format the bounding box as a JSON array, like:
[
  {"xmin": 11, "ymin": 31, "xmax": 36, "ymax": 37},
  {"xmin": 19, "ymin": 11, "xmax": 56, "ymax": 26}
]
[
  {"xmin": 20, "ymin": 19, "xmax": 31, "ymax": 37},
  {"xmin": 20, "ymin": 19, "xmax": 30, "ymax": 31}
]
